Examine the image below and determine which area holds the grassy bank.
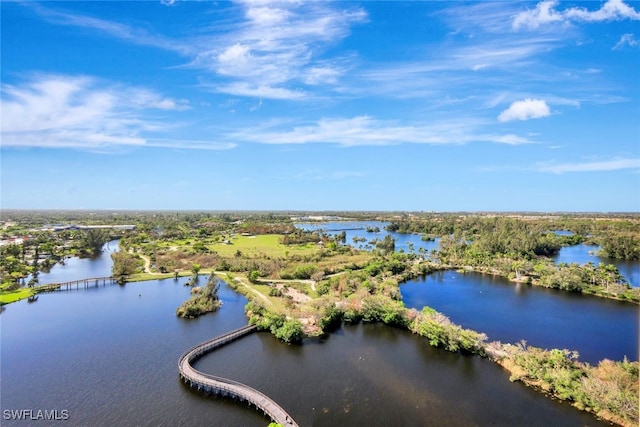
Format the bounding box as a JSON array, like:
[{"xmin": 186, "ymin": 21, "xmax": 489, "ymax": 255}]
[{"xmin": 0, "ymin": 287, "xmax": 35, "ymax": 305}]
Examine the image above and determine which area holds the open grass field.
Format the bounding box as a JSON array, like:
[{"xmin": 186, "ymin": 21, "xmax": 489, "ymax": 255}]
[
  {"xmin": 209, "ymin": 234, "xmax": 318, "ymax": 258},
  {"xmin": 156, "ymin": 234, "xmax": 318, "ymax": 258}
]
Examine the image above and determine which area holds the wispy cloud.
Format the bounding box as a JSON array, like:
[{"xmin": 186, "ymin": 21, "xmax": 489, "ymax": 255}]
[
  {"xmin": 145, "ymin": 139, "xmax": 236, "ymax": 151},
  {"xmin": 227, "ymin": 116, "xmax": 535, "ymax": 147},
  {"xmin": 23, "ymin": 1, "xmax": 367, "ymax": 101},
  {"xmin": 24, "ymin": 2, "xmax": 190, "ymax": 54},
  {"xmin": 0, "ymin": 74, "xmax": 231, "ymax": 150},
  {"xmin": 535, "ymin": 158, "xmax": 640, "ymax": 174},
  {"xmin": 292, "ymin": 169, "xmax": 368, "ymax": 181},
  {"xmin": 513, "ymin": 0, "xmax": 640, "ymax": 30},
  {"xmin": 212, "ymin": 82, "xmax": 306, "ymax": 100},
  {"xmin": 351, "ymin": 2, "xmax": 580, "ymax": 108},
  {"xmin": 613, "ymin": 33, "xmax": 640, "ymax": 50},
  {"xmin": 192, "ymin": 1, "xmax": 367, "ymax": 99},
  {"xmin": 498, "ymin": 98, "xmax": 551, "ymax": 122}
]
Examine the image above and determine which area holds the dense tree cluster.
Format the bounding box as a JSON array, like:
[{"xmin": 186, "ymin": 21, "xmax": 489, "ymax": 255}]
[
  {"xmin": 246, "ymin": 301, "xmax": 303, "ymax": 343},
  {"xmin": 111, "ymin": 252, "xmax": 143, "ymax": 279},
  {"xmin": 176, "ymin": 275, "xmax": 222, "ymax": 318},
  {"xmin": 388, "ymin": 214, "xmax": 639, "ymax": 261},
  {"xmin": 599, "ymin": 232, "xmax": 639, "ymax": 260},
  {"xmin": 504, "ymin": 342, "xmax": 638, "ymax": 426}
]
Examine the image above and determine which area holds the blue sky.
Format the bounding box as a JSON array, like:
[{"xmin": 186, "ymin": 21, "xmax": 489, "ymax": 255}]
[{"xmin": 1, "ymin": 0, "xmax": 639, "ymax": 211}]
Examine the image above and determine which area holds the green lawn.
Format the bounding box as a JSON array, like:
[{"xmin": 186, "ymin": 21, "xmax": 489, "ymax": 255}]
[
  {"xmin": 155, "ymin": 234, "xmax": 318, "ymax": 258},
  {"xmin": 0, "ymin": 288, "xmax": 35, "ymax": 305},
  {"xmin": 209, "ymin": 235, "xmax": 317, "ymax": 258}
]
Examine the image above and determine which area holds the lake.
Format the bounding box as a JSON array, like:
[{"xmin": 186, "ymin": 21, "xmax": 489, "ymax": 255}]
[
  {"xmin": 296, "ymin": 221, "xmax": 638, "ymax": 287},
  {"xmin": 553, "ymin": 243, "xmax": 639, "ymax": 287},
  {"xmin": 1, "ymin": 237, "xmax": 630, "ymax": 425},
  {"xmin": 1, "ymin": 278, "xmax": 610, "ymax": 426},
  {"xmin": 400, "ymin": 271, "xmax": 638, "ymax": 364}
]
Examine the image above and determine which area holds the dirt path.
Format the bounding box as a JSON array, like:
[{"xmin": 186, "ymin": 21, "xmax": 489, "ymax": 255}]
[
  {"xmin": 234, "ymin": 276, "xmax": 273, "ymax": 307},
  {"xmin": 139, "ymin": 254, "xmax": 152, "ymax": 274},
  {"xmin": 128, "ymin": 248, "xmax": 154, "ymax": 274}
]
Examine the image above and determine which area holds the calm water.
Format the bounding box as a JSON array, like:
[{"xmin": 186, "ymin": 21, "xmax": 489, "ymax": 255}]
[
  {"xmin": 2, "ymin": 280, "xmax": 610, "ymax": 426},
  {"xmin": 1, "ymin": 279, "xmax": 263, "ymax": 426},
  {"xmin": 296, "ymin": 221, "xmax": 440, "ymax": 254},
  {"xmin": 0, "ymin": 234, "xmax": 631, "ymax": 425},
  {"xmin": 554, "ymin": 243, "xmax": 639, "ymax": 287},
  {"xmin": 297, "ymin": 221, "xmax": 639, "ymax": 287},
  {"xmin": 28, "ymin": 240, "xmax": 119, "ymax": 285},
  {"xmin": 401, "ymin": 271, "xmax": 639, "ymax": 364}
]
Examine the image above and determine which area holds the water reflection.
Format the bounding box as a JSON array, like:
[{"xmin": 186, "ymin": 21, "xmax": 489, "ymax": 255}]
[
  {"xmin": 401, "ymin": 271, "xmax": 638, "ymax": 363},
  {"xmin": 554, "ymin": 243, "xmax": 638, "ymax": 287},
  {"xmin": 28, "ymin": 240, "xmax": 119, "ymax": 285},
  {"xmin": 1, "ymin": 276, "xmax": 614, "ymax": 426},
  {"xmin": 297, "ymin": 221, "xmax": 639, "ymax": 287}
]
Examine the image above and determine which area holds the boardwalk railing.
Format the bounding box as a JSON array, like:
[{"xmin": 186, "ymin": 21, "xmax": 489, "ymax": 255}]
[
  {"xmin": 178, "ymin": 325, "xmax": 298, "ymax": 427},
  {"xmin": 35, "ymin": 276, "xmax": 117, "ymax": 292}
]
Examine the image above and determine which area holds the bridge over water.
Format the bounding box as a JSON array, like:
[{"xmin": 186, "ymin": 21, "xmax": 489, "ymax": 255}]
[
  {"xmin": 178, "ymin": 325, "xmax": 298, "ymax": 426},
  {"xmin": 35, "ymin": 276, "xmax": 118, "ymax": 292}
]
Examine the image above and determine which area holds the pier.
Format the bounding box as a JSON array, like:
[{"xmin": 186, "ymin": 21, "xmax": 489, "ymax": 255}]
[
  {"xmin": 35, "ymin": 276, "xmax": 118, "ymax": 292},
  {"xmin": 178, "ymin": 325, "xmax": 298, "ymax": 426}
]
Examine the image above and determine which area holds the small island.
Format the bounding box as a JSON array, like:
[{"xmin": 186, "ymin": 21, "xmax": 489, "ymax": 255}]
[{"xmin": 176, "ymin": 274, "xmax": 222, "ymax": 318}]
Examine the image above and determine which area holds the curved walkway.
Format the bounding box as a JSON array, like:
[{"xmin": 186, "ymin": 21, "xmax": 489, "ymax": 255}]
[{"xmin": 178, "ymin": 325, "xmax": 298, "ymax": 427}]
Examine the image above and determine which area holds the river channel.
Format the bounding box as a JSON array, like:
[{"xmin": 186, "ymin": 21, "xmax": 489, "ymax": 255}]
[{"xmin": 0, "ymin": 240, "xmax": 631, "ymax": 426}]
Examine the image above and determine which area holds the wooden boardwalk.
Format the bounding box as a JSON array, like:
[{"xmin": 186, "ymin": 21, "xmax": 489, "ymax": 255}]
[
  {"xmin": 35, "ymin": 276, "xmax": 117, "ymax": 292},
  {"xmin": 178, "ymin": 325, "xmax": 298, "ymax": 426}
]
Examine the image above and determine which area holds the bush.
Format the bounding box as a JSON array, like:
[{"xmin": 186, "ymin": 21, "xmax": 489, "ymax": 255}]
[
  {"xmin": 273, "ymin": 319, "xmax": 303, "ymax": 343},
  {"xmin": 319, "ymin": 303, "xmax": 343, "ymax": 332},
  {"xmin": 361, "ymin": 295, "xmax": 408, "ymax": 327},
  {"xmin": 293, "ymin": 264, "xmax": 318, "ymax": 280},
  {"xmin": 315, "ymin": 281, "xmax": 330, "ymax": 295},
  {"xmin": 410, "ymin": 306, "xmax": 487, "ymax": 355},
  {"xmin": 176, "ymin": 275, "xmax": 221, "ymax": 318},
  {"xmin": 249, "ymin": 270, "xmax": 260, "ymax": 283},
  {"xmin": 269, "ymin": 287, "xmax": 283, "ymax": 297}
]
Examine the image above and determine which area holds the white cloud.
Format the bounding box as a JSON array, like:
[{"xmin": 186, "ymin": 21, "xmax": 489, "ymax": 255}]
[
  {"xmin": 493, "ymin": 134, "xmax": 534, "ymax": 145},
  {"xmin": 498, "ymin": 99, "xmax": 551, "ymax": 122},
  {"xmin": 126, "ymin": 88, "xmax": 191, "ymax": 111},
  {"xmin": 513, "ymin": 1, "xmax": 565, "ymax": 30},
  {"xmin": 145, "ymin": 139, "xmax": 237, "ymax": 150},
  {"xmin": 513, "ymin": 0, "xmax": 640, "ymax": 30},
  {"xmin": 227, "ymin": 116, "xmax": 535, "ymax": 147},
  {"xmin": 304, "ymin": 66, "xmax": 342, "ymax": 85},
  {"xmin": 245, "ymin": 6, "xmax": 291, "ymax": 25},
  {"xmin": 25, "ymin": 2, "xmax": 189, "ymax": 54},
  {"xmin": 535, "ymin": 158, "xmax": 640, "ymax": 174},
  {"xmin": 0, "ymin": 74, "xmax": 231, "ymax": 151},
  {"xmin": 355, "ymin": 33, "xmax": 564, "ymax": 103},
  {"xmin": 613, "ymin": 33, "xmax": 640, "ymax": 50},
  {"xmin": 564, "ymin": 0, "xmax": 640, "ymax": 22},
  {"xmin": 293, "ymin": 169, "xmax": 367, "ymax": 181},
  {"xmin": 215, "ymin": 82, "xmax": 306, "ymax": 100},
  {"xmin": 216, "ymin": 44, "xmax": 254, "ymax": 76},
  {"xmin": 193, "ymin": 2, "xmax": 367, "ymax": 99}
]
